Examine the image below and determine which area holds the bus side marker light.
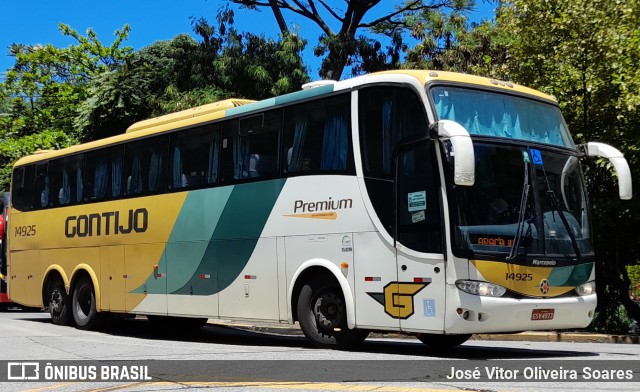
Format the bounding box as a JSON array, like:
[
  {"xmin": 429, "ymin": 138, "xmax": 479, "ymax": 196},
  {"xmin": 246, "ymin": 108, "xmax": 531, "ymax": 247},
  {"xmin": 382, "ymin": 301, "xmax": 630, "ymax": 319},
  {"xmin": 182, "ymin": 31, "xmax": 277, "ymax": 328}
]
[
  {"xmin": 340, "ymin": 262, "xmax": 349, "ymax": 277},
  {"xmin": 244, "ymin": 275, "xmax": 257, "ymax": 280},
  {"xmin": 364, "ymin": 277, "xmax": 381, "ymax": 282},
  {"xmin": 199, "ymin": 274, "xmax": 211, "ymax": 279}
]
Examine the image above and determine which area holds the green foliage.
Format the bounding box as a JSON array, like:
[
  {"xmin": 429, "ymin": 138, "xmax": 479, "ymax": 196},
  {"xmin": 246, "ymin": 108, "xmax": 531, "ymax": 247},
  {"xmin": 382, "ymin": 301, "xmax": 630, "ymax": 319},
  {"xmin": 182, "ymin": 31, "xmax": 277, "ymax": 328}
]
[
  {"xmin": 628, "ymin": 265, "xmax": 640, "ymax": 299},
  {"xmin": 76, "ymin": 7, "xmax": 309, "ymax": 140},
  {"xmin": 590, "ymin": 304, "xmax": 633, "ymax": 335},
  {"xmin": 0, "ymin": 130, "xmax": 77, "ymax": 190},
  {"xmin": 0, "ymin": 24, "xmax": 132, "ymax": 139}
]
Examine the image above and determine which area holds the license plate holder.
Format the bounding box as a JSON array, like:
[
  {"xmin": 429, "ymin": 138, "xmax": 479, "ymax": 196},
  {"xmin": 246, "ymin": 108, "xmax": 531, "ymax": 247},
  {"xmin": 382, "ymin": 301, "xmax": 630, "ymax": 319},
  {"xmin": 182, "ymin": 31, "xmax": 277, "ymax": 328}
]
[{"xmin": 531, "ymin": 308, "xmax": 555, "ymax": 321}]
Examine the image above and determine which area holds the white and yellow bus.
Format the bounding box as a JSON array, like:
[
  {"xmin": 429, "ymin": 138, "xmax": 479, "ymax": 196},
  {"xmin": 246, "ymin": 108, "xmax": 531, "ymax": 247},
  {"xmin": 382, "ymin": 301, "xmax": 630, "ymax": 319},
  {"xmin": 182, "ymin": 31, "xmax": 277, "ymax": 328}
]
[{"xmin": 7, "ymin": 70, "xmax": 632, "ymax": 349}]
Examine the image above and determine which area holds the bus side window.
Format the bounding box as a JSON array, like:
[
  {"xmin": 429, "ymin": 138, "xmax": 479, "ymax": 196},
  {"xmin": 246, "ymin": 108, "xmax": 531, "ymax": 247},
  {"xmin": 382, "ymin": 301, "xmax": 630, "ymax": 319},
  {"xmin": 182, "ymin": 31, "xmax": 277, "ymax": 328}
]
[
  {"xmin": 84, "ymin": 146, "xmax": 123, "ymax": 201},
  {"xmin": 283, "ymin": 94, "xmax": 352, "ymax": 175},
  {"xmin": 124, "ymin": 137, "xmax": 168, "ymax": 197},
  {"xmin": 232, "ymin": 110, "xmax": 281, "ymax": 181},
  {"xmin": 11, "ymin": 165, "xmax": 34, "ymax": 211},
  {"xmin": 35, "ymin": 163, "xmax": 49, "ymax": 209},
  {"xmin": 219, "ymin": 119, "xmax": 238, "ymax": 184},
  {"xmin": 170, "ymin": 124, "xmax": 220, "ymax": 190},
  {"xmin": 396, "ymin": 143, "xmax": 442, "ymax": 254},
  {"xmin": 11, "ymin": 166, "xmax": 29, "ymax": 211}
]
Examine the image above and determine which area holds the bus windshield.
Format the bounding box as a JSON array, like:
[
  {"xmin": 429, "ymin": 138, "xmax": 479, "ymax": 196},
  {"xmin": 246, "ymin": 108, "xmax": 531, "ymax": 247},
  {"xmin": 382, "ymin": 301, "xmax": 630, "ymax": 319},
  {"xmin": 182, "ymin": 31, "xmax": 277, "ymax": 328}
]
[
  {"xmin": 448, "ymin": 142, "xmax": 593, "ymax": 260},
  {"xmin": 431, "ymin": 86, "xmax": 575, "ymax": 148}
]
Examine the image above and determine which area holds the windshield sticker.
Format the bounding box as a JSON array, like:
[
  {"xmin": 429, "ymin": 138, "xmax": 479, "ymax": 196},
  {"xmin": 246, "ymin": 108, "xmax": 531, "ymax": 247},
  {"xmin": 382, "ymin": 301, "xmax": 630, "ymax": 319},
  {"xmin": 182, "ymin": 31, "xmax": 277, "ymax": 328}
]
[
  {"xmin": 408, "ymin": 191, "xmax": 426, "ymax": 212},
  {"xmin": 411, "ymin": 210, "xmax": 426, "ymax": 223},
  {"xmin": 530, "ymin": 148, "xmax": 544, "ymax": 165}
]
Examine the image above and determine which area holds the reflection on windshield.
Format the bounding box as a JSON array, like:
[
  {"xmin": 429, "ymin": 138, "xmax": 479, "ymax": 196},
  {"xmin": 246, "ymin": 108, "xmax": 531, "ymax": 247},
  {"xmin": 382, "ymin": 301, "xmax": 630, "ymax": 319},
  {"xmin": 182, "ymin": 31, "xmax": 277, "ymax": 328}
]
[
  {"xmin": 452, "ymin": 143, "xmax": 593, "ymax": 259},
  {"xmin": 431, "ymin": 86, "xmax": 575, "ymax": 148}
]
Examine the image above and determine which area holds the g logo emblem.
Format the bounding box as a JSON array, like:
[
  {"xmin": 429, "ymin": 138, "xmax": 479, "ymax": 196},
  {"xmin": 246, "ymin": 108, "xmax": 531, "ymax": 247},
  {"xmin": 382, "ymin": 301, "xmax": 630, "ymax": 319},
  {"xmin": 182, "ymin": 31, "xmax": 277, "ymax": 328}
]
[{"xmin": 368, "ymin": 281, "xmax": 430, "ymax": 319}]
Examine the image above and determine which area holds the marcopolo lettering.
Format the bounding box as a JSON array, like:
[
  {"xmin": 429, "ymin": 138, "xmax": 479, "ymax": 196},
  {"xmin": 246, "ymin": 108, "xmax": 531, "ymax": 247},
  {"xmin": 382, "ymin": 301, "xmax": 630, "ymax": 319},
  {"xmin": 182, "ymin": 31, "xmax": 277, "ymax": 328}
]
[
  {"xmin": 293, "ymin": 197, "xmax": 353, "ymax": 213},
  {"xmin": 65, "ymin": 208, "xmax": 148, "ymax": 238}
]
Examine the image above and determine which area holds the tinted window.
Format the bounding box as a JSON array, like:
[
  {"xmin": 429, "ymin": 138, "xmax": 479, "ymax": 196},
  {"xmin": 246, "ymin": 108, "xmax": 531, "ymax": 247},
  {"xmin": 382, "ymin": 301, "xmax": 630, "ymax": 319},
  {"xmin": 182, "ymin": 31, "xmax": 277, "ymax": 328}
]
[
  {"xmin": 84, "ymin": 147, "xmax": 124, "ymax": 202},
  {"xmin": 169, "ymin": 124, "xmax": 220, "ymax": 190},
  {"xmin": 359, "ymin": 87, "xmax": 428, "ymax": 179},
  {"xmin": 49, "ymin": 155, "xmax": 84, "ymax": 207},
  {"xmin": 282, "ymin": 94, "xmax": 352, "ymax": 175},
  {"xmin": 124, "ymin": 136, "xmax": 168, "ymax": 197}
]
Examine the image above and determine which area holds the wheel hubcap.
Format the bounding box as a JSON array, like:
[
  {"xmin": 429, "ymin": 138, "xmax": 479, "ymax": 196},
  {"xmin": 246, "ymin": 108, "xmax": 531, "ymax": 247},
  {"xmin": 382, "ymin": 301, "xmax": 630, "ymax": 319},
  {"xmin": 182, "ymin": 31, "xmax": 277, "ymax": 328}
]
[
  {"xmin": 313, "ymin": 290, "xmax": 344, "ymax": 332},
  {"xmin": 50, "ymin": 290, "xmax": 63, "ymax": 315}
]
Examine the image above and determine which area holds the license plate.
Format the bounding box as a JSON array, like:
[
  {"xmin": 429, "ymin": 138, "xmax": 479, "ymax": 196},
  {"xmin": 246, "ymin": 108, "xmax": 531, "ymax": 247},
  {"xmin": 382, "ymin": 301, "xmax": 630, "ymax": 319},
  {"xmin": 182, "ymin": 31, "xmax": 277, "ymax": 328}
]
[{"xmin": 531, "ymin": 308, "xmax": 555, "ymax": 320}]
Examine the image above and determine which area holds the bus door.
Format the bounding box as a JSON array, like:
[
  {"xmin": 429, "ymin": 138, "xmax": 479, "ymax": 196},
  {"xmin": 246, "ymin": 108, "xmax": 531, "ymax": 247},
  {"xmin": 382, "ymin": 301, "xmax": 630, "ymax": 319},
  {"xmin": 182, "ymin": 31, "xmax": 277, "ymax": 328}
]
[{"xmin": 394, "ymin": 141, "xmax": 446, "ymax": 332}]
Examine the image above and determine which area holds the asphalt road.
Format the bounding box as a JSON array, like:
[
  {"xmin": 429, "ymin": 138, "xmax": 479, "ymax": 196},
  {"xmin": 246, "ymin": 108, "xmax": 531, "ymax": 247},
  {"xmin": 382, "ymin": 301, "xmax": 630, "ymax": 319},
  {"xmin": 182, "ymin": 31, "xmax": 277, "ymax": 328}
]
[{"xmin": 0, "ymin": 309, "xmax": 639, "ymax": 392}]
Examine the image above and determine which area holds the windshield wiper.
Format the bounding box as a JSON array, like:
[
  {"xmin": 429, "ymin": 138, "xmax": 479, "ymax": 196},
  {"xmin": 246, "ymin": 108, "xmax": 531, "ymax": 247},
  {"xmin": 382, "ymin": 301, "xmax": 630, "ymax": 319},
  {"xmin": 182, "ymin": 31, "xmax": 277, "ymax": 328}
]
[
  {"xmin": 539, "ymin": 167, "xmax": 582, "ymax": 259},
  {"xmin": 507, "ymin": 151, "xmax": 531, "ymax": 261}
]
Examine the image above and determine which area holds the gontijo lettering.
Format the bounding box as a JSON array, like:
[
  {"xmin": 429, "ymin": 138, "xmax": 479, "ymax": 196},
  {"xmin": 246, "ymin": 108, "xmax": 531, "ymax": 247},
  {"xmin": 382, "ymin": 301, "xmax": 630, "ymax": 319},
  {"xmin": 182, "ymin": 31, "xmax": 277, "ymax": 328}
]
[{"xmin": 65, "ymin": 208, "xmax": 148, "ymax": 238}]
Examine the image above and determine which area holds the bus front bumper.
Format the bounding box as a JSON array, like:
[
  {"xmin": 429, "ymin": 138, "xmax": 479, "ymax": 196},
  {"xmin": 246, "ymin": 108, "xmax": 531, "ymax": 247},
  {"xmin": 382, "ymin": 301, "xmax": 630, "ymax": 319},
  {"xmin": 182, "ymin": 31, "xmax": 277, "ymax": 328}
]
[{"xmin": 443, "ymin": 289, "xmax": 597, "ymax": 334}]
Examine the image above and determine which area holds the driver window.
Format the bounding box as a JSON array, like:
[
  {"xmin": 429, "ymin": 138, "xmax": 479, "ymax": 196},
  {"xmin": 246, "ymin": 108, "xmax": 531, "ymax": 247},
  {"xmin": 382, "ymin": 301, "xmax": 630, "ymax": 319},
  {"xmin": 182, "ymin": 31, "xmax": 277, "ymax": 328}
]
[{"xmin": 396, "ymin": 142, "xmax": 442, "ymax": 253}]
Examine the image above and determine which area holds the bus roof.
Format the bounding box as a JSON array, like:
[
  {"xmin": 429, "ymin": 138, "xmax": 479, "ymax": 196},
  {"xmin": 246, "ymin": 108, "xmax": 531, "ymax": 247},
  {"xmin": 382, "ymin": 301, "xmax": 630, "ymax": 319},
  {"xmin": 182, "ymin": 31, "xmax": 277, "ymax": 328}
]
[{"xmin": 13, "ymin": 70, "xmax": 556, "ymax": 167}]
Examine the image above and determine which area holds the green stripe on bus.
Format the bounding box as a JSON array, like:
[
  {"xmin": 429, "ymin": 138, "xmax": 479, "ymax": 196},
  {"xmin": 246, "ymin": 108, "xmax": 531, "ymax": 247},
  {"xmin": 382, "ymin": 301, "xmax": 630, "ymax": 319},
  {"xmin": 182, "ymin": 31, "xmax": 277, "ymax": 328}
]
[
  {"xmin": 131, "ymin": 187, "xmax": 235, "ymax": 294},
  {"xmin": 172, "ymin": 179, "xmax": 286, "ymax": 295},
  {"xmin": 274, "ymin": 84, "xmax": 335, "ymax": 106},
  {"xmin": 133, "ymin": 180, "xmax": 286, "ymax": 296},
  {"xmin": 224, "ymin": 84, "xmax": 335, "ymax": 117},
  {"xmin": 225, "ymin": 98, "xmax": 277, "ymax": 116},
  {"xmin": 547, "ymin": 262, "xmax": 593, "ymax": 286}
]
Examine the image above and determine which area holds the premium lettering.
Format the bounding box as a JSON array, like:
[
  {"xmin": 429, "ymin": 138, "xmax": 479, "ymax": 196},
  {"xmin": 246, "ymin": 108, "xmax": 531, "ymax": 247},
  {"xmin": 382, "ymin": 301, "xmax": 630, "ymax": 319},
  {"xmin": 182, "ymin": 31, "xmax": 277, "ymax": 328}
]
[
  {"xmin": 65, "ymin": 208, "xmax": 148, "ymax": 238},
  {"xmin": 293, "ymin": 197, "xmax": 353, "ymax": 213}
]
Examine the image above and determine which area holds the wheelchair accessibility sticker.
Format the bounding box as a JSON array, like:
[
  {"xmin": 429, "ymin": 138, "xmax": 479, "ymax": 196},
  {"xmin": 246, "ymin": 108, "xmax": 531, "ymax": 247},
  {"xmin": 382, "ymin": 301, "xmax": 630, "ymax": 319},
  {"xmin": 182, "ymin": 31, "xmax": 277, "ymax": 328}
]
[{"xmin": 423, "ymin": 299, "xmax": 436, "ymax": 317}]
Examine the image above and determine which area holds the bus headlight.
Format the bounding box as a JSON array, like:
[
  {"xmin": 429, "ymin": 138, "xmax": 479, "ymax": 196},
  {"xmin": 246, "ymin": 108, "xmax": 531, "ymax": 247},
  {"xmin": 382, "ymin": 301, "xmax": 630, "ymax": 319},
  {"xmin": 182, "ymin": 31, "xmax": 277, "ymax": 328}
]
[
  {"xmin": 575, "ymin": 281, "xmax": 595, "ymax": 296},
  {"xmin": 456, "ymin": 280, "xmax": 507, "ymax": 297}
]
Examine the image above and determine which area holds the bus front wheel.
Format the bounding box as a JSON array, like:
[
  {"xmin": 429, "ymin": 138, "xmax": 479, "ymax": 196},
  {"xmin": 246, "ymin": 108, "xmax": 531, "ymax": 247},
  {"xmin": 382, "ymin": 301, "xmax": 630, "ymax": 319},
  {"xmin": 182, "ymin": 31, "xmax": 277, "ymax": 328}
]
[
  {"xmin": 297, "ymin": 279, "xmax": 368, "ymax": 350},
  {"xmin": 47, "ymin": 279, "xmax": 71, "ymax": 326},
  {"xmin": 72, "ymin": 276, "xmax": 105, "ymax": 330},
  {"xmin": 417, "ymin": 333, "xmax": 471, "ymax": 349}
]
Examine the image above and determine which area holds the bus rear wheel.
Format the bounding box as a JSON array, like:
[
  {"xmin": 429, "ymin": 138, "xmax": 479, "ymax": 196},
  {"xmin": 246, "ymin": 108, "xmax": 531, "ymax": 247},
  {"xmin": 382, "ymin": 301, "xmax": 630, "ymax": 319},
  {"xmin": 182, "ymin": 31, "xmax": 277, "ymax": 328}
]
[
  {"xmin": 297, "ymin": 279, "xmax": 368, "ymax": 350},
  {"xmin": 417, "ymin": 333, "xmax": 471, "ymax": 349},
  {"xmin": 47, "ymin": 279, "xmax": 71, "ymax": 326},
  {"xmin": 72, "ymin": 276, "xmax": 105, "ymax": 330}
]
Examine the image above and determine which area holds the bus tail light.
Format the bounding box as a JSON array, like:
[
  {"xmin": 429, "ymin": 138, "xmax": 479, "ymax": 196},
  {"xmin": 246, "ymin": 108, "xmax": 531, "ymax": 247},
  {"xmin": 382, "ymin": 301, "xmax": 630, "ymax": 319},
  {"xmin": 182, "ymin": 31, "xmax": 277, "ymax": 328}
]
[{"xmin": 456, "ymin": 280, "xmax": 507, "ymax": 297}]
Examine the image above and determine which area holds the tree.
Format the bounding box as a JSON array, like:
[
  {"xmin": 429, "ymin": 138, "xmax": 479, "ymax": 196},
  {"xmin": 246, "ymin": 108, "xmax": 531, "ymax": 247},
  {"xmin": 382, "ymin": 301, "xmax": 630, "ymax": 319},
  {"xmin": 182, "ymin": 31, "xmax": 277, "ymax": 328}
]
[
  {"xmin": 231, "ymin": 0, "xmax": 474, "ymax": 80},
  {"xmin": 1, "ymin": 24, "xmax": 132, "ymax": 139},
  {"xmin": 403, "ymin": 12, "xmax": 509, "ymax": 77},
  {"xmin": 0, "ymin": 24, "xmax": 131, "ymax": 190},
  {"xmin": 496, "ymin": 0, "xmax": 640, "ymax": 330},
  {"xmin": 76, "ymin": 7, "xmax": 309, "ymax": 139}
]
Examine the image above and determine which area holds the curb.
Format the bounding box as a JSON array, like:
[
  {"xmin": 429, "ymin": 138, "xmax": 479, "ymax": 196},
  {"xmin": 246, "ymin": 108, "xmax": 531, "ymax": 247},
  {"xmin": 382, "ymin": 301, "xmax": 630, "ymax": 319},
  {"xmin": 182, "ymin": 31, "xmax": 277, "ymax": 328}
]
[{"xmin": 207, "ymin": 320, "xmax": 639, "ymax": 344}]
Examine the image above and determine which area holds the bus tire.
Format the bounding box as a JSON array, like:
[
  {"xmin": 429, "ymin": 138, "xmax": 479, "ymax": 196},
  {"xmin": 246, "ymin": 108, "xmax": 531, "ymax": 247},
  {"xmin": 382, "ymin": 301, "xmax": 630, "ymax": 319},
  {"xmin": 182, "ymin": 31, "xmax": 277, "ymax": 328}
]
[
  {"xmin": 417, "ymin": 333, "xmax": 471, "ymax": 349},
  {"xmin": 297, "ymin": 279, "xmax": 368, "ymax": 350},
  {"xmin": 47, "ymin": 279, "xmax": 71, "ymax": 326},
  {"xmin": 72, "ymin": 276, "xmax": 104, "ymax": 330}
]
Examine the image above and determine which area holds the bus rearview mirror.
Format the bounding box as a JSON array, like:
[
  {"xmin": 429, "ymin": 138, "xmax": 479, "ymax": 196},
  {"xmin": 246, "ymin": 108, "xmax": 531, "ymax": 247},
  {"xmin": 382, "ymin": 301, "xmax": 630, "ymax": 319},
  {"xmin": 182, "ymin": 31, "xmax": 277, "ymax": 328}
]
[
  {"xmin": 431, "ymin": 120, "xmax": 475, "ymax": 186},
  {"xmin": 584, "ymin": 142, "xmax": 632, "ymax": 200}
]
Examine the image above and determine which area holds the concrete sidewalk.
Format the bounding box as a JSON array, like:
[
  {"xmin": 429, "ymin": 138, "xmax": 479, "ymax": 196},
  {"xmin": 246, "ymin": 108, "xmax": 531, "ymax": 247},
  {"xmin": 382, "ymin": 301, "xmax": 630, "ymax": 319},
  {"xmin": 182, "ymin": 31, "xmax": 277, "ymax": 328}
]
[{"xmin": 207, "ymin": 319, "xmax": 640, "ymax": 344}]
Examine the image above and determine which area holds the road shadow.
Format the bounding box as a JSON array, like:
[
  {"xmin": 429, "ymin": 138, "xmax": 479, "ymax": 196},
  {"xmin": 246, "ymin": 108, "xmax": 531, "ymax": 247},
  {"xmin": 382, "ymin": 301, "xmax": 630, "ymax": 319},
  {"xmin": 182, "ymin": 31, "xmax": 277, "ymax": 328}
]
[{"xmin": 18, "ymin": 313, "xmax": 599, "ymax": 359}]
